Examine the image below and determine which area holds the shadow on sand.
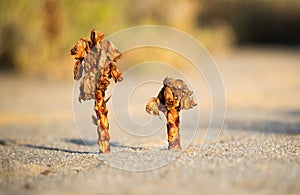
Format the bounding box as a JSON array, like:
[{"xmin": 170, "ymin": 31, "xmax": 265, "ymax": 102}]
[
  {"xmin": 0, "ymin": 138, "xmax": 146, "ymax": 153},
  {"xmin": 22, "ymin": 144, "xmax": 99, "ymax": 154},
  {"xmin": 64, "ymin": 138, "xmax": 144, "ymax": 151},
  {"xmin": 0, "ymin": 139, "xmax": 98, "ymax": 154}
]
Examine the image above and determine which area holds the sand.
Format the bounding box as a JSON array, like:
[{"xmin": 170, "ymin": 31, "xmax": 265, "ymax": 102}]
[{"xmin": 0, "ymin": 47, "xmax": 299, "ymax": 195}]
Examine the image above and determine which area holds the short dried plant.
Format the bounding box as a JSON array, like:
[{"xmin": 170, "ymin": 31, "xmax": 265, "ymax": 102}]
[{"xmin": 146, "ymin": 77, "xmax": 197, "ymax": 149}]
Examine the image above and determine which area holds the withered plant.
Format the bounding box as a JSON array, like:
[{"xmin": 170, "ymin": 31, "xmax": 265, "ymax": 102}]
[
  {"xmin": 70, "ymin": 30, "xmax": 123, "ymax": 154},
  {"xmin": 146, "ymin": 77, "xmax": 197, "ymax": 149}
]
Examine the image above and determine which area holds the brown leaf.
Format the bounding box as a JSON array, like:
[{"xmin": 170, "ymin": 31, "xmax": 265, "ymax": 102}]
[
  {"xmin": 90, "ymin": 30, "xmax": 104, "ymax": 46},
  {"xmin": 146, "ymin": 97, "xmax": 160, "ymax": 116},
  {"xmin": 84, "ymin": 48, "xmax": 100, "ymax": 74},
  {"xmin": 146, "ymin": 77, "xmax": 197, "ymax": 116},
  {"xmin": 79, "ymin": 74, "xmax": 96, "ymax": 101},
  {"xmin": 110, "ymin": 61, "xmax": 123, "ymax": 82},
  {"xmin": 73, "ymin": 60, "xmax": 83, "ymax": 80},
  {"xmin": 70, "ymin": 38, "xmax": 90, "ymax": 59}
]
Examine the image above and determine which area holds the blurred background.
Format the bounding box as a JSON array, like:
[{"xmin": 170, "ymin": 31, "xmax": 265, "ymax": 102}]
[{"xmin": 0, "ymin": 0, "xmax": 300, "ymax": 79}]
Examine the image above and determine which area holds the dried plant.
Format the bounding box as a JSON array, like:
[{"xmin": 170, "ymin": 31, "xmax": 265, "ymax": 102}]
[
  {"xmin": 146, "ymin": 77, "xmax": 197, "ymax": 149},
  {"xmin": 70, "ymin": 30, "xmax": 123, "ymax": 154}
]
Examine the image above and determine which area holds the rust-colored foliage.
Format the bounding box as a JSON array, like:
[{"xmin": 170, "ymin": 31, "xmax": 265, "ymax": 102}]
[
  {"xmin": 146, "ymin": 77, "xmax": 197, "ymax": 149},
  {"xmin": 70, "ymin": 30, "xmax": 123, "ymax": 154}
]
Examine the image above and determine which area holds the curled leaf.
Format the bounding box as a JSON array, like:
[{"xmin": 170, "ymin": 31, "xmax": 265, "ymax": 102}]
[
  {"xmin": 110, "ymin": 61, "xmax": 123, "ymax": 82},
  {"xmin": 146, "ymin": 97, "xmax": 160, "ymax": 116},
  {"xmin": 90, "ymin": 30, "xmax": 104, "ymax": 46},
  {"xmin": 70, "ymin": 38, "xmax": 90, "ymax": 59}
]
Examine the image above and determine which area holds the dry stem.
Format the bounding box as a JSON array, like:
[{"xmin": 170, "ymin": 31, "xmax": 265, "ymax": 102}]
[
  {"xmin": 166, "ymin": 108, "xmax": 181, "ymax": 149},
  {"xmin": 94, "ymin": 88, "xmax": 110, "ymax": 153}
]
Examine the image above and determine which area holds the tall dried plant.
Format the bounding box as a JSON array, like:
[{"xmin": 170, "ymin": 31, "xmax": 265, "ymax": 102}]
[{"xmin": 70, "ymin": 30, "xmax": 123, "ymax": 154}]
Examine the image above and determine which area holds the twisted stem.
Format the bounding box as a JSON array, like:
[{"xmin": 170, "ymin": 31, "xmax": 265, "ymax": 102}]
[
  {"xmin": 94, "ymin": 87, "xmax": 110, "ymax": 154},
  {"xmin": 166, "ymin": 108, "xmax": 181, "ymax": 149}
]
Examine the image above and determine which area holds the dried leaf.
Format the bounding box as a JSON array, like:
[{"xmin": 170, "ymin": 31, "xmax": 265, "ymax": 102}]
[
  {"xmin": 90, "ymin": 30, "xmax": 104, "ymax": 46},
  {"xmin": 79, "ymin": 74, "xmax": 96, "ymax": 101},
  {"xmin": 110, "ymin": 61, "xmax": 123, "ymax": 82},
  {"xmin": 146, "ymin": 97, "xmax": 160, "ymax": 116},
  {"xmin": 70, "ymin": 38, "xmax": 90, "ymax": 59},
  {"xmin": 73, "ymin": 60, "xmax": 83, "ymax": 80},
  {"xmin": 146, "ymin": 77, "xmax": 196, "ymax": 114},
  {"xmin": 84, "ymin": 47, "xmax": 100, "ymax": 74}
]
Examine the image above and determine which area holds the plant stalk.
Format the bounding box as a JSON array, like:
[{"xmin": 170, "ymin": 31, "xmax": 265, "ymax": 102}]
[
  {"xmin": 166, "ymin": 108, "xmax": 181, "ymax": 149},
  {"xmin": 94, "ymin": 87, "xmax": 110, "ymax": 154}
]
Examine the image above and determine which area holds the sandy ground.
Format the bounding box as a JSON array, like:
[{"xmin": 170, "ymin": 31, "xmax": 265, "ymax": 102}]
[{"xmin": 0, "ymin": 47, "xmax": 300, "ymax": 195}]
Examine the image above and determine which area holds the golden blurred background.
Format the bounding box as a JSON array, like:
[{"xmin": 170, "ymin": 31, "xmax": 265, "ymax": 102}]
[{"xmin": 1, "ymin": 0, "xmax": 300, "ymax": 80}]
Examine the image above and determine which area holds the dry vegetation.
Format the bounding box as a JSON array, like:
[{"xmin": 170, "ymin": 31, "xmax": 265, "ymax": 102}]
[{"xmin": 1, "ymin": 0, "xmax": 299, "ymax": 79}]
